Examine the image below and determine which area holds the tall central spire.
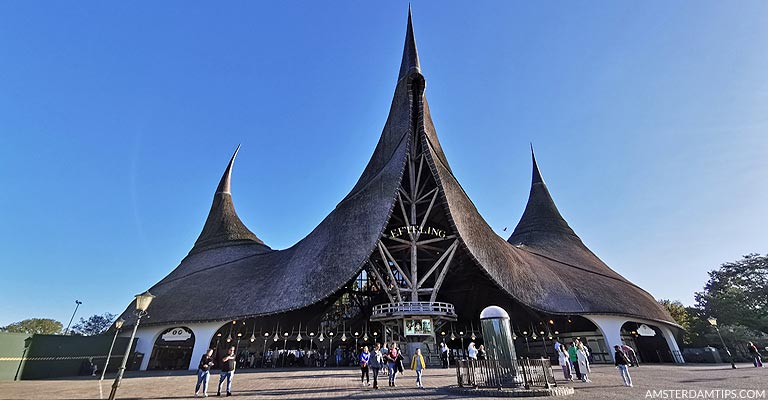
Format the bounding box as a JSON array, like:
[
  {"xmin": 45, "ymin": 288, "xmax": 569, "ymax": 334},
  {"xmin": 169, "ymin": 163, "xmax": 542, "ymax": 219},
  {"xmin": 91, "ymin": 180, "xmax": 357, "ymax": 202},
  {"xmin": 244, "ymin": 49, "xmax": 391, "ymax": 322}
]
[{"xmin": 398, "ymin": 6, "xmax": 421, "ymax": 80}]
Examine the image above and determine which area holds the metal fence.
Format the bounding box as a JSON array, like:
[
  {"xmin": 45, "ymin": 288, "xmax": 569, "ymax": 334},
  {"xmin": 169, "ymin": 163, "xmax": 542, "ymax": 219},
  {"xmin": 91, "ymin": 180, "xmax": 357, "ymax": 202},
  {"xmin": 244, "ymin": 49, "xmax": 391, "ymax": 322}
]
[{"xmin": 455, "ymin": 358, "xmax": 557, "ymax": 389}]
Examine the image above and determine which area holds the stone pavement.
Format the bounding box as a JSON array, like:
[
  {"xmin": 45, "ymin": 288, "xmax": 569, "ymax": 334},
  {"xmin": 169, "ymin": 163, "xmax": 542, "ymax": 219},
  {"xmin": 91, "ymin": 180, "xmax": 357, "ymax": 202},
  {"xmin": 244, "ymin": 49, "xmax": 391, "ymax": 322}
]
[{"xmin": 0, "ymin": 363, "xmax": 765, "ymax": 400}]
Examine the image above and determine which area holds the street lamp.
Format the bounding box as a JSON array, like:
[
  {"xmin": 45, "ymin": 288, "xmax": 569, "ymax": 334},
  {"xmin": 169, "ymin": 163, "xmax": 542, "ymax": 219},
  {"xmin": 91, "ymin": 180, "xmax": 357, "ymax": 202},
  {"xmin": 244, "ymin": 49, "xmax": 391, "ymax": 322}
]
[
  {"xmin": 100, "ymin": 318, "xmax": 125, "ymax": 381},
  {"xmin": 283, "ymin": 332, "xmax": 289, "ymax": 367},
  {"xmin": 309, "ymin": 332, "xmax": 315, "ymax": 360},
  {"xmin": 708, "ymin": 317, "xmax": 736, "ymax": 369},
  {"xmin": 108, "ymin": 291, "xmax": 155, "ymax": 400},
  {"xmin": 64, "ymin": 300, "xmax": 83, "ymax": 335},
  {"xmin": 262, "ymin": 332, "xmax": 270, "ymax": 368}
]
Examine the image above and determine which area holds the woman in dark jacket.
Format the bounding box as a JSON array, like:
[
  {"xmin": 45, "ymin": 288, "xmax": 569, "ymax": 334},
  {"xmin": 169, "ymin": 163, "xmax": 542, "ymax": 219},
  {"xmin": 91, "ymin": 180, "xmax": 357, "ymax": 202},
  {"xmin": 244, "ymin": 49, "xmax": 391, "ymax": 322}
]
[
  {"xmin": 195, "ymin": 349, "xmax": 215, "ymax": 397},
  {"xmin": 614, "ymin": 345, "xmax": 633, "ymax": 387}
]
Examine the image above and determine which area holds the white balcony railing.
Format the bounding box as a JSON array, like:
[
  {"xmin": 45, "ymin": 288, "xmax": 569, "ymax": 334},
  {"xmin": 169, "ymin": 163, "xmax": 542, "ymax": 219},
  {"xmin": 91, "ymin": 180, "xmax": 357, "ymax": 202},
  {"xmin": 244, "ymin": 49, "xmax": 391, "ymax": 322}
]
[{"xmin": 370, "ymin": 301, "xmax": 457, "ymax": 321}]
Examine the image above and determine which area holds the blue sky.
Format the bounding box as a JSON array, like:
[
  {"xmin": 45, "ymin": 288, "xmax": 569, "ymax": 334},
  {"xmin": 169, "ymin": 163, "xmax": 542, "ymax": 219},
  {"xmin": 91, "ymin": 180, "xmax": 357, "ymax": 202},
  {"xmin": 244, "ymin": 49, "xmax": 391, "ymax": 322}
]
[{"xmin": 1, "ymin": 1, "xmax": 766, "ymax": 327}]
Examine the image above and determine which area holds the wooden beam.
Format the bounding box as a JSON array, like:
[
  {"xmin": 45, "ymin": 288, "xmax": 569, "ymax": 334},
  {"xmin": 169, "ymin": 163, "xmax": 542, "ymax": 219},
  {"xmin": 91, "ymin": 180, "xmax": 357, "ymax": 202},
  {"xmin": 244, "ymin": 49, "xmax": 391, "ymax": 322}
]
[
  {"xmin": 376, "ymin": 243, "xmax": 403, "ymax": 303},
  {"xmin": 430, "ymin": 243, "xmax": 459, "ymax": 303},
  {"xmin": 379, "ymin": 241, "xmax": 413, "ymax": 289},
  {"xmin": 417, "ymin": 240, "xmax": 458, "ymax": 288},
  {"xmin": 416, "ymin": 189, "xmax": 439, "ymax": 241},
  {"xmin": 414, "ymin": 154, "xmax": 425, "ymax": 199},
  {"xmin": 367, "ymin": 261, "xmax": 395, "ymax": 303},
  {"xmin": 417, "ymin": 235, "xmax": 457, "ymax": 246},
  {"xmin": 415, "ymin": 187, "xmax": 437, "ymax": 204}
]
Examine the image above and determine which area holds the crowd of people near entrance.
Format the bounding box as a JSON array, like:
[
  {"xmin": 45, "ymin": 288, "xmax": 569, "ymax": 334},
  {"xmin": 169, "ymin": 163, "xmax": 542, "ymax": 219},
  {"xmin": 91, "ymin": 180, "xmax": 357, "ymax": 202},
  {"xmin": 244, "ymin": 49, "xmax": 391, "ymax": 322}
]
[
  {"xmin": 555, "ymin": 339, "xmax": 637, "ymax": 387},
  {"xmin": 190, "ymin": 338, "xmax": 765, "ymax": 397}
]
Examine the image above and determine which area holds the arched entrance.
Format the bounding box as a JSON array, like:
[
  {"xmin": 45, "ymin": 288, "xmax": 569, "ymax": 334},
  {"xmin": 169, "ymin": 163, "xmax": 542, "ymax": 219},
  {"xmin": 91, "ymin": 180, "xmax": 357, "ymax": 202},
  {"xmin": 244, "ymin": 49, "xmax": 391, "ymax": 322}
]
[
  {"xmin": 148, "ymin": 326, "xmax": 195, "ymax": 370},
  {"xmin": 621, "ymin": 322, "xmax": 673, "ymax": 363}
]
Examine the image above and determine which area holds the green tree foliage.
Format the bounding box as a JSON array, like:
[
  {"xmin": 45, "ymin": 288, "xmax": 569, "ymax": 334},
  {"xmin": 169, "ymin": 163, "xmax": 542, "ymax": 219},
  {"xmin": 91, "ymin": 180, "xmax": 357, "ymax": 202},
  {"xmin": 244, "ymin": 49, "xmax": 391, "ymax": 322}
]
[
  {"xmin": 695, "ymin": 253, "xmax": 768, "ymax": 334},
  {"xmin": 1, "ymin": 318, "xmax": 63, "ymax": 334},
  {"xmin": 657, "ymin": 299, "xmax": 695, "ymax": 343},
  {"xmin": 71, "ymin": 313, "xmax": 117, "ymax": 336}
]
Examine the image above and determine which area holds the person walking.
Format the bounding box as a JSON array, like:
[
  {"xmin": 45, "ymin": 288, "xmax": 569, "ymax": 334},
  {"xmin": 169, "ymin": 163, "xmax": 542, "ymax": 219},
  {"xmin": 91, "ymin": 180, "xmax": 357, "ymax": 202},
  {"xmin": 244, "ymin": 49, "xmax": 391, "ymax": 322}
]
[
  {"xmin": 369, "ymin": 344, "xmax": 383, "ymax": 389},
  {"xmin": 568, "ymin": 341, "xmax": 581, "ymax": 380},
  {"xmin": 614, "ymin": 345, "xmax": 633, "ymax": 387},
  {"xmin": 748, "ymin": 342, "xmax": 763, "ymax": 367},
  {"xmin": 195, "ymin": 349, "xmax": 215, "ymax": 397},
  {"xmin": 467, "ymin": 342, "xmax": 478, "ymax": 362},
  {"xmin": 217, "ymin": 346, "xmax": 237, "ymax": 397},
  {"xmin": 577, "ymin": 343, "xmax": 591, "ymax": 383},
  {"xmin": 440, "ymin": 342, "xmax": 449, "ymax": 368},
  {"xmin": 360, "ymin": 346, "xmax": 371, "ymax": 386},
  {"xmin": 335, "ymin": 346, "xmax": 343, "ymax": 366},
  {"xmin": 386, "ymin": 342, "xmax": 399, "ymax": 387},
  {"xmin": 558, "ymin": 344, "xmax": 573, "ymax": 381},
  {"xmin": 477, "ymin": 345, "xmax": 487, "ymax": 360},
  {"xmin": 411, "ymin": 348, "xmax": 426, "ymax": 389},
  {"xmin": 380, "ymin": 344, "xmax": 388, "ymax": 377}
]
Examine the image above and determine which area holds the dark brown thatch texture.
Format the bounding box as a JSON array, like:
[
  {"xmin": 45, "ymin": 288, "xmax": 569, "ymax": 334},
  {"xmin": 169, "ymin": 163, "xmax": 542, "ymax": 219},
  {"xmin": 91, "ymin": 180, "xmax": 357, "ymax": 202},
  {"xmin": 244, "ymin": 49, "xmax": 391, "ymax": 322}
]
[
  {"xmin": 190, "ymin": 145, "xmax": 267, "ymax": 254},
  {"xmin": 118, "ymin": 11, "xmax": 675, "ymax": 328}
]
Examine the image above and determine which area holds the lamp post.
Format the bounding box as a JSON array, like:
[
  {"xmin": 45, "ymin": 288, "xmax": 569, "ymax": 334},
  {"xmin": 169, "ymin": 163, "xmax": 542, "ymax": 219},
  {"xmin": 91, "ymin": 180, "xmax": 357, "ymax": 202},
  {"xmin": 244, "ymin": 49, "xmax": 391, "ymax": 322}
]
[
  {"xmin": 309, "ymin": 332, "xmax": 315, "ymax": 359},
  {"xmin": 272, "ymin": 332, "xmax": 279, "ymax": 368},
  {"xmin": 708, "ymin": 317, "xmax": 736, "ymax": 369},
  {"xmin": 282, "ymin": 332, "xmax": 289, "ymax": 367},
  {"xmin": 108, "ymin": 291, "xmax": 155, "ymax": 400},
  {"xmin": 318, "ymin": 331, "xmax": 325, "ymax": 367},
  {"xmin": 261, "ymin": 332, "xmax": 269, "ymax": 368},
  {"xmin": 64, "ymin": 300, "xmax": 83, "ymax": 335},
  {"xmin": 522, "ymin": 330, "xmax": 531, "ymax": 353},
  {"xmin": 100, "ymin": 318, "xmax": 125, "ymax": 381}
]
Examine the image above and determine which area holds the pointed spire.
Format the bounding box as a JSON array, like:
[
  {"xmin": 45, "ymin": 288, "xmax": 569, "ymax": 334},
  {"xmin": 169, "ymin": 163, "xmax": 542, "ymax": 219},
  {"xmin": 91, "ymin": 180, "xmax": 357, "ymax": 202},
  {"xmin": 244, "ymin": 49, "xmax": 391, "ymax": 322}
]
[
  {"xmin": 398, "ymin": 5, "xmax": 421, "ymax": 80},
  {"xmin": 530, "ymin": 144, "xmax": 544, "ymax": 185},
  {"xmin": 215, "ymin": 144, "xmax": 240, "ymax": 195},
  {"xmin": 190, "ymin": 146, "xmax": 267, "ymax": 254},
  {"xmin": 508, "ymin": 148, "xmax": 576, "ymax": 244}
]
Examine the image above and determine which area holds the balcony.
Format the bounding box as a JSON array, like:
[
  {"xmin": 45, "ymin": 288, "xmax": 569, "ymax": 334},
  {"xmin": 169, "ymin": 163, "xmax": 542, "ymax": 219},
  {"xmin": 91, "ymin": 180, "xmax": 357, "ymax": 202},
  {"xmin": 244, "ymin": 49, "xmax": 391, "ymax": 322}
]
[{"xmin": 370, "ymin": 301, "xmax": 457, "ymax": 321}]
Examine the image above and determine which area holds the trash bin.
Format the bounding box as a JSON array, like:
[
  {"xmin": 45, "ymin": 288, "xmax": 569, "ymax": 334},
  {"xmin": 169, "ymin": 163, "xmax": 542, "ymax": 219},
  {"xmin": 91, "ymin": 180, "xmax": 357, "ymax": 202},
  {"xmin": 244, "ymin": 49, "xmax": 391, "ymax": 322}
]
[{"xmin": 127, "ymin": 352, "xmax": 144, "ymax": 371}]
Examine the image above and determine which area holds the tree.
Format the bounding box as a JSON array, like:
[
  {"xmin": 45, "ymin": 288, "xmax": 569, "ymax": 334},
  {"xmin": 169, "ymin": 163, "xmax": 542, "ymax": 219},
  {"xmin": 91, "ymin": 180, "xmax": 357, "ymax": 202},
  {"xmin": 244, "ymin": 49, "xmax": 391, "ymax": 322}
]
[
  {"xmin": 658, "ymin": 299, "xmax": 695, "ymax": 343},
  {"xmin": 71, "ymin": 313, "xmax": 117, "ymax": 336},
  {"xmin": 695, "ymin": 253, "xmax": 768, "ymax": 334},
  {"xmin": 1, "ymin": 318, "xmax": 63, "ymax": 334}
]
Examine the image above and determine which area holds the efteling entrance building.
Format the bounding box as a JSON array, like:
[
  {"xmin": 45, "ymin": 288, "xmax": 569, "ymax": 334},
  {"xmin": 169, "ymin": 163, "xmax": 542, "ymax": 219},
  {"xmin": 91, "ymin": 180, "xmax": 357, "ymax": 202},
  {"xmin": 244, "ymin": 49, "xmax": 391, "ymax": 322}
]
[{"xmin": 117, "ymin": 11, "xmax": 684, "ymax": 372}]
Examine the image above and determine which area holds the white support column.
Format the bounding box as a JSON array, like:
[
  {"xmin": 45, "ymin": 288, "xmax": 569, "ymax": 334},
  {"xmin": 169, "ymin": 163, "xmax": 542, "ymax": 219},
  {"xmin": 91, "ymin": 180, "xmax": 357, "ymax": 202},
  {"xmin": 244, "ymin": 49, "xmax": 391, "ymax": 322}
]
[
  {"xmin": 583, "ymin": 315, "xmax": 626, "ymax": 362},
  {"xmin": 189, "ymin": 322, "xmax": 227, "ymax": 370},
  {"xmin": 584, "ymin": 315, "xmax": 686, "ymax": 364},
  {"xmin": 660, "ymin": 325, "xmax": 685, "ymax": 364}
]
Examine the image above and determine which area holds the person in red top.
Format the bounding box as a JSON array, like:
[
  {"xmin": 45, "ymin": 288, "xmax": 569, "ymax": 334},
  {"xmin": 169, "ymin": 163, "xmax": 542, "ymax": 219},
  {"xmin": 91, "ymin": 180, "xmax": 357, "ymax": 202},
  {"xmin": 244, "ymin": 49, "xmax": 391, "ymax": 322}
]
[{"xmin": 386, "ymin": 342, "xmax": 399, "ymax": 387}]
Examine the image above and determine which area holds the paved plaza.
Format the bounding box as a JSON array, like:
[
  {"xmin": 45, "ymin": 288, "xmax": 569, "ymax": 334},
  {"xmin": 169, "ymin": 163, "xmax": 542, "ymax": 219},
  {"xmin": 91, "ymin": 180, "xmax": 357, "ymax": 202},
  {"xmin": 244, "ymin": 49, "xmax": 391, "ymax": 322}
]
[{"xmin": 0, "ymin": 363, "xmax": 765, "ymax": 400}]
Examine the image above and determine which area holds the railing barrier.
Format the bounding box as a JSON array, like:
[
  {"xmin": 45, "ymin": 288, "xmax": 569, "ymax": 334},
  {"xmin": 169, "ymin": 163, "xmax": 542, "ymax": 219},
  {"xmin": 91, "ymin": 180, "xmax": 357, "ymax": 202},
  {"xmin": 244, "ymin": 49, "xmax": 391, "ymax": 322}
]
[{"xmin": 455, "ymin": 358, "xmax": 557, "ymax": 389}]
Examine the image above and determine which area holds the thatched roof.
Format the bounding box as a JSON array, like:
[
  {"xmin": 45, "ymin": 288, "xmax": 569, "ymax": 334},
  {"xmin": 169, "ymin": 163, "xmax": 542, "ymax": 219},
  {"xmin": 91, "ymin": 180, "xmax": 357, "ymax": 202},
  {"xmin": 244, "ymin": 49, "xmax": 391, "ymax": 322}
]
[
  {"xmin": 118, "ymin": 10, "xmax": 675, "ymax": 328},
  {"xmin": 190, "ymin": 145, "xmax": 269, "ymax": 255}
]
